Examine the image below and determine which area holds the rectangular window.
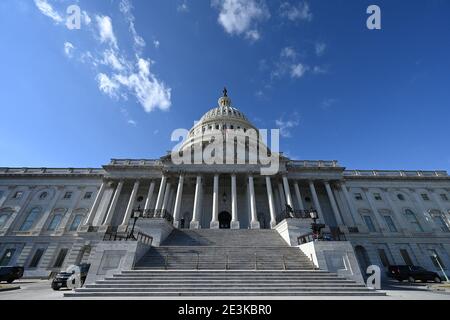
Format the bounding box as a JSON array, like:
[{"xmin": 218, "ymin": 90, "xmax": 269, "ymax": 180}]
[
  {"xmin": 378, "ymin": 249, "xmax": 391, "ymax": 267},
  {"xmin": 433, "ymin": 215, "xmax": 450, "ymax": 232},
  {"xmin": 363, "ymin": 215, "xmax": 376, "ymax": 232},
  {"xmin": 384, "ymin": 216, "xmax": 398, "ymax": 232},
  {"xmin": 83, "ymin": 192, "xmax": 93, "ymax": 200},
  {"xmin": 400, "ymin": 249, "xmax": 414, "ymax": 265},
  {"xmin": 29, "ymin": 248, "xmax": 45, "ymax": 268},
  {"xmin": 421, "ymin": 193, "xmax": 430, "ymax": 201},
  {"xmin": 441, "ymin": 194, "xmax": 449, "ymax": 201},
  {"xmin": 354, "ymin": 193, "xmax": 363, "ymax": 200},
  {"xmin": 13, "ymin": 191, "xmax": 23, "ymax": 199},
  {"xmin": 53, "ymin": 248, "xmax": 68, "ymax": 268},
  {"xmin": 428, "ymin": 250, "xmax": 446, "ymax": 270},
  {"xmin": 63, "ymin": 192, "xmax": 73, "ymax": 199},
  {"xmin": 374, "ymin": 193, "xmax": 382, "ymax": 201},
  {"xmin": 0, "ymin": 248, "xmax": 16, "ymax": 266}
]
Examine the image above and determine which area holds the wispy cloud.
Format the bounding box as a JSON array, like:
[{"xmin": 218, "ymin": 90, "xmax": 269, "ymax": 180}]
[
  {"xmin": 34, "ymin": 0, "xmax": 172, "ymax": 113},
  {"xmin": 280, "ymin": 1, "xmax": 312, "ymax": 22},
  {"xmin": 275, "ymin": 113, "xmax": 300, "ymax": 138},
  {"xmin": 64, "ymin": 42, "xmax": 75, "ymax": 58},
  {"xmin": 177, "ymin": 1, "xmax": 189, "ymax": 13},
  {"xmin": 34, "ymin": 0, "xmax": 63, "ymax": 24},
  {"xmin": 272, "ymin": 47, "xmax": 308, "ymax": 80},
  {"xmin": 321, "ymin": 98, "xmax": 338, "ymax": 110},
  {"xmin": 315, "ymin": 42, "xmax": 326, "ymax": 56},
  {"xmin": 212, "ymin": 0, "xmax": 270, "ymax": 42},
  {"xmin": 96, "ymin": 15, "xmax": 118, "ymax": 49}
]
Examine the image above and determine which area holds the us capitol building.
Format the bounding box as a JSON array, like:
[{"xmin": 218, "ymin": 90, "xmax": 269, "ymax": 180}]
[{"xmin": 1, "ymin": 90, "xmax": 449, "ymax": 296}]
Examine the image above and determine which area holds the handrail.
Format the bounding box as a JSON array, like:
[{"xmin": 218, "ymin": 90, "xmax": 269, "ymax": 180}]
[
  {"xmin": 282, "ymin": 255, "xmax": 287, "ymax": 270},
  {"xmin": 165, "ymin": 254, "xmax": 169, "ymax": 270},
  {"xmin": 225, "ymin": 254, "xmax": 229, "ymax": 270},
  {"xmin": 254, "ymin": 253, "xmax": 257, "ymax": 270},
  {"xmin": 196, "ymin": 253, "xmax": 200, "ymax": 270}
]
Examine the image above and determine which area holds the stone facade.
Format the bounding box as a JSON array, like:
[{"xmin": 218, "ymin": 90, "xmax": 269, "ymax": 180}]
[{"xmin": 1, "ymin": 92, "xmax": 449, "ymax": 280}]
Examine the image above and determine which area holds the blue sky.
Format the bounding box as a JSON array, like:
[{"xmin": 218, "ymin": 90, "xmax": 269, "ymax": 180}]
[{"xmin": 0, "ymin": 0, "xmax": 449, "ymax": 171}]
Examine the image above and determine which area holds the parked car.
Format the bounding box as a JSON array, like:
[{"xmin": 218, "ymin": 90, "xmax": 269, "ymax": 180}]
[
  {"xmin": 0, "ymin": 266, "xmax": 24, "ymax": 283},
  {"xmin": 51, "ymin": 263, "xmax": 90, "ymax": 291},
  {"xmin": 388, "ymin": 265, "xmax": 442, "ymax": 283}
]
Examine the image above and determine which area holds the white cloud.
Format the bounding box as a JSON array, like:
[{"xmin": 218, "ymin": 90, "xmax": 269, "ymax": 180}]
[
  {"xmin": 312, "ymin": 65, "xmax": 327, "ymax": 75},
  {"xmin": 281, "ymin": 47, "xmax": 297, "ymax": 59},
  {"xmin": 321, "ymin": 98, "xmax": 338, "ymax": 110},
  {"xmin": 177, "ymin": 1, "xmax": 189, "ymax": 12},
  {"xmin": 96, "ymin": 15, "xmax": 118, "ymax": 48},
  {"xmin": 64, "ymin": 42, "xmax": 75, "ymax": 58},
  {"xmin": 213, "ymin": 0, "xmax": 269, "ymax": 41},
  {"xmin": 290, "ymin": 63, "xmax": 306, "ymax": 78},
  {"xmin": 120, "ymin": 0, "xmax": 146, "ymax": 50},
  {"xmin": 97, "ymin": 73, "xmax": 120, "ymax": 98},
  {"xmin": 34, "ymin": 0, "xmax": 63, "ymax": 24},
  {"xmin": 275, "ymin": 113, "xmax": 300, "ymax": 138},
  {"xmin": 315, "ymin": 42, "xmax": 326, "ymax": 56},
  {"xmin": 102, "ymin": 49, "xmax": 126, "ymax": 71},
  {"xmin": 113, "ymin": 58, "xmax": 171, "ymax": 112},
  {"xmin": 36, "ymin": 0, "xmax": 172, "ymax": 113},
  {"xmin": 280, "ymin": 1, "xmax": 312, "ymax": 22},
  {"xmin": 153, "ymin": 40, "xmax": 160, "ymax": 49}
]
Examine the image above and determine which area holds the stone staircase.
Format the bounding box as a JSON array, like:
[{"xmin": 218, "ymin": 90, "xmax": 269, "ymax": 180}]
[
  {"xmin": 134, "ymin": 229, "xmax": 314, "ymax": 270},
  {"xmin": 66, "ymin": 270, "xmax": 385, "ymax": 297},
  {"xmin": 65, "ymin": 229, "xmax": 385, "ymax": 297}
]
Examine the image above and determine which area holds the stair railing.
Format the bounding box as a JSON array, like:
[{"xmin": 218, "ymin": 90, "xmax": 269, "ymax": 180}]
[
  {"xmin": 196, "ymin": 253, "xmax": 200, "ymax": 270},
  {"xmin": 164, "ymin": 254, "xmax": 169, "ymax": 270},
  {"xmin": 282, "ymin": 255, "xmax": 287, "ymax": 270},
  {"xmin": 254, "ymin": 253, "xmax": 258, "ymax": 270},
  {"xmin": 225, "ymin": 255, "xmax": 229, "ymax": 270}
]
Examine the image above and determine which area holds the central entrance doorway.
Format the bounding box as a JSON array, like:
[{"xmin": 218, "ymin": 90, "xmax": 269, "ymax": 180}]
[{"xmin": 218, "ymin": 211, "xmax": 231, "ymax": 229}]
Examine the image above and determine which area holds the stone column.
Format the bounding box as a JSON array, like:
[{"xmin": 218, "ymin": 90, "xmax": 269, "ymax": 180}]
[
  {"xmin": 340, "ymin": 182, "xmax": 365, "ymax": 228},
  {"xmin": 173, "ymin": 174, "xmax": 185, "ymax": 228},
  {"xmin": 121, "ymin": 180, "xmax": 140, "ymax": 226},
  {"xmin": 308, "ymin": 180, "xmax": 324, "ymax": 222},
  {"xmin": 34, "ymin": 186, "xmax": 64, "ymax": 234},
  {"xmin": 324, "ymin": 181, "xmax": 344, "ymax": 226},
  {"xmin": 103, "ymin": 180, "xmax": 124, "ymax": 225},
  {"xmin": 231, "ymin": 174, "xmax": 239, "ymax": 229},
  {"xmin": 210, "ymin": 174, "xmax": 220, "ymax": 229},
  {"xmin": 293, "ymin": 181, "xmax": 305, "ymax": 211},
  {"xmin": 277, "ymin": 182, "xmax": 286, "ymax": 209},
  {"xmin": 154, "ymin": 175, "xmax": 167, "ymax": 210},
  {"xmin": 282, "ymin": 175, "xmax": 294, "ymax": 208},
  {"xmin": 84, "ymin": 182, "xmax": 106, "ymax": 226},
  {"xmin": 265, "ymin": 177, "xmax": 277, "ymax": 228},
  {"xmin": 430, "ymin": 189, "xmax": 449, "ymax": 215},
  {"xmin": 381, "ymin": 188, "xmax": 410, "ymax": 233},
  {"xmin": 248, "ymin": 175, "xmax": 260, "ymax": 229},
  {"xmin": 161, "ymin": 182, "xmax": 172, "ymax": 215},
  {"xmin": 409, "ymin": 189, "xmax": 436, "ymax": 232},
  {"xmin": 190, "ymin": 176, "xmax": 202, "ymax": 229},
  {"xmin": 144, "ymin": 180, "xmax": 156, "ymax": 211},
  {"xmin": 362, "ymin": 188, "xmax": 387, "ymax": 232}
]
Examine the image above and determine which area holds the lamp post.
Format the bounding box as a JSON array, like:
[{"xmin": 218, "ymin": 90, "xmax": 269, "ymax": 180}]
[
  {"xmin": 433, "ymin": 253, "xmax": 449, "ymax": 282},
  {"xmin": 129, "ymin": 205, "xmax": 143, "ymax": 240}
]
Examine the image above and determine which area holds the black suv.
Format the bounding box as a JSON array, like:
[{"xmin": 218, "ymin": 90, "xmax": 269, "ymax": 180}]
[
  {"xmin": 388, "ymin": 265, "xmax": 442, "ymax": 283},
  {"xmin": 0, "ymin": 266, "xmax": 24, "ymax": 283},
  {"xmin": 51, "ymin": 263, "xmax": 90, "ymax": 291}
]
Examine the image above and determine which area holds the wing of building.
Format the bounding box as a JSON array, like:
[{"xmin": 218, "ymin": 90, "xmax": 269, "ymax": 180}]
[{"xmin": 1, "ymin": 90, "xmax": 449, "ymax": 290}]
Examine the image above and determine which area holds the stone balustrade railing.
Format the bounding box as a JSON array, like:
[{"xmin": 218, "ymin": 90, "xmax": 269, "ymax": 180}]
[{"xmin": 344, "ymin": 170, "xmax": 448, "ymax": 177}]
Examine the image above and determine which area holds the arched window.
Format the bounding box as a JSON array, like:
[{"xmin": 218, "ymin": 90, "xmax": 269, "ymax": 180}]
[
  {"xmin": 20, "ymin": 208, "xmax": 41, "ymax": 231},
  {"xmin": 404, "ymin": 209, "xmax": 423, "ymax": 232},
  {"xmin": 69, "ymin": 215, "xmax": 84, "ymax": 231},
  {"xmin": 430, "ymin": 210, "xmax": 450, "ymax": 232},
  {"xmin": 47, "ymin": 214, "xmax": 63, "ymax": 231},
  {"xmin": 0, "ymin": 214, "xmax": 9, "ymax": 228}
]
